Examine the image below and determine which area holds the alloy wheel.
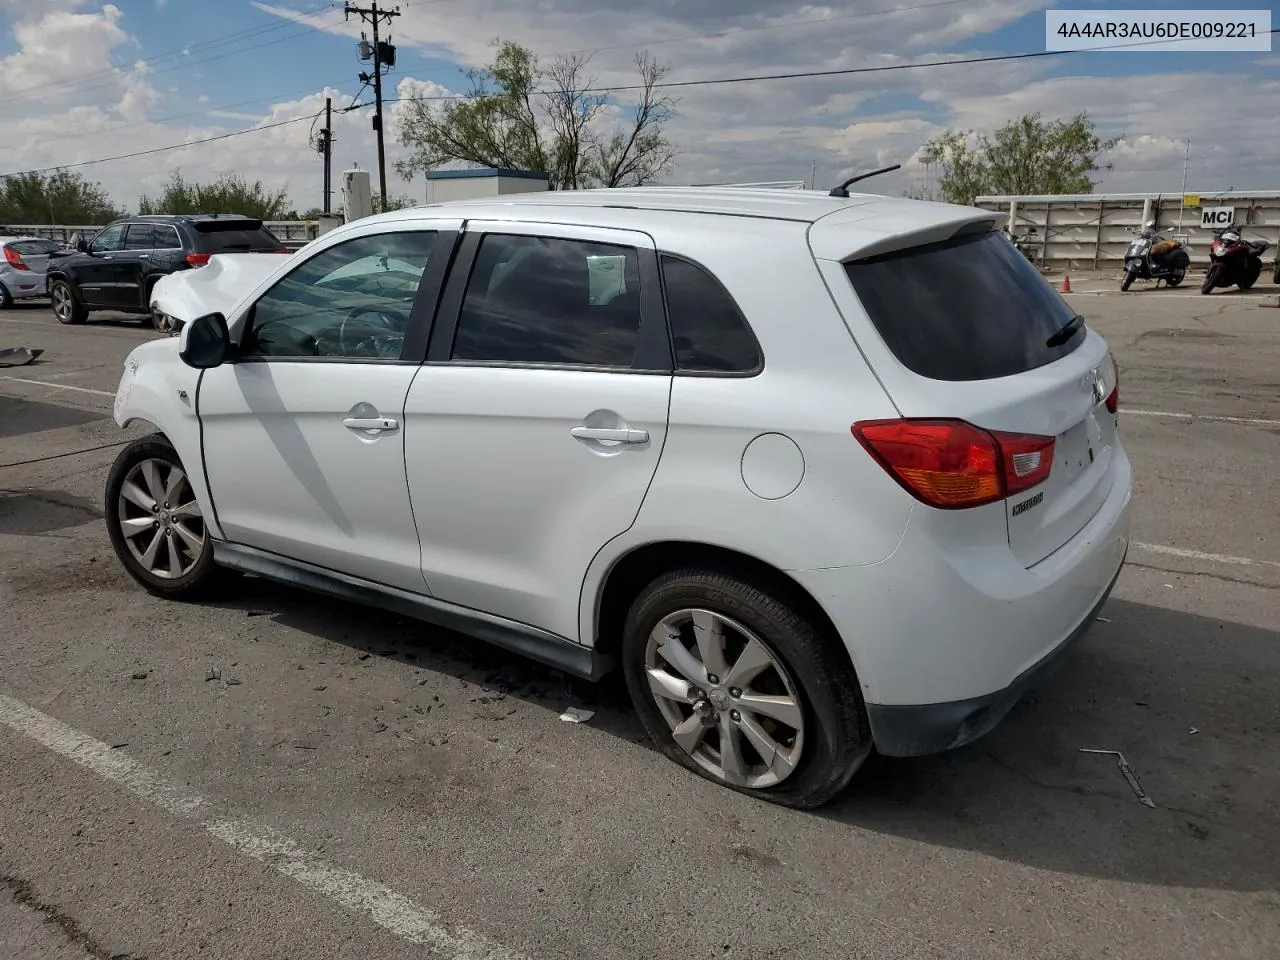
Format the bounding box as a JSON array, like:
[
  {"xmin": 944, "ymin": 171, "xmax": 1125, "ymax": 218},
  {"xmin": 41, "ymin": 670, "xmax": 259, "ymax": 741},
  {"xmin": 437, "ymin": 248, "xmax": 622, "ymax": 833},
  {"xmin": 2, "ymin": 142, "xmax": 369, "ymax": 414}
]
[
  {"xmin": 117, "ymin": 458, "xmax": 206, "ymax": 579},
  {"xmin": 51, "ymin": 284, "xmax": 72, "ymax": 321},
  {"xmin": 644, "ymin": 609, "xmax": 805, "ymax": 789}
]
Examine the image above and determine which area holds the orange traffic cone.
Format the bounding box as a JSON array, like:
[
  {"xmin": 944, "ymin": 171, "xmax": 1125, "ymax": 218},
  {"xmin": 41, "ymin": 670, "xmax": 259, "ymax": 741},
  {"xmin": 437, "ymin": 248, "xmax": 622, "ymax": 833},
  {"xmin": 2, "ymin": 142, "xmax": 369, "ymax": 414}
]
[{"xmin": 1061, "ymin": 274, "xmax": 1072, "ymax": 293}]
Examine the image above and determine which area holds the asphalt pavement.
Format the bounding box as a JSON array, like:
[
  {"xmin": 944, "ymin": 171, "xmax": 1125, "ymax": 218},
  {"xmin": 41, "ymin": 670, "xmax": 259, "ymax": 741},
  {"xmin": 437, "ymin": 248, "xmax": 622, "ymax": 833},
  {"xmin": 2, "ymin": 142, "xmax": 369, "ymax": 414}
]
[{"xmin": 1, "ymin": 279, "xmax": 1278, "ymax": 960}]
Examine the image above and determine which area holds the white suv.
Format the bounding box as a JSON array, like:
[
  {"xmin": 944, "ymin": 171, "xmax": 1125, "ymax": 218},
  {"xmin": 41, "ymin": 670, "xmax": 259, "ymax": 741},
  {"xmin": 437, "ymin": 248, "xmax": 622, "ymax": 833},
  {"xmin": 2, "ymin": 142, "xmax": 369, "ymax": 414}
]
[{"xmin": 107, "ymin": 188, "xmax": 1131, "ymax": 808}]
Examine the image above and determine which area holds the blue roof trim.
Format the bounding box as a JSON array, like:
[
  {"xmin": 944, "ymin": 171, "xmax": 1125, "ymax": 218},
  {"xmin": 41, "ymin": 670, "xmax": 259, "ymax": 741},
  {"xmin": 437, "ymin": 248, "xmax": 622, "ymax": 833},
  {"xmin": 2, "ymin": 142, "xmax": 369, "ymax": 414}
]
[{"xmin": 425, "ymin": 168, "xmax": 549, "ymax": 181}]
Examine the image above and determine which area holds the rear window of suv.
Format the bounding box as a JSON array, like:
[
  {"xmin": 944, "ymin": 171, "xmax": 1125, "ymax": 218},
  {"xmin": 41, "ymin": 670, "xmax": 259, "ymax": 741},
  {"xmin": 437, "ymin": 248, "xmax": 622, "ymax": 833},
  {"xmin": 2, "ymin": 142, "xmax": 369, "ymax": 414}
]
[
  {"xmin": 844, "ymin": 230, "xmax": 1085, "ymax": 381},
  {"xmin": 192, "ymin": 220, "xmax": 283, "ymax": 253}
]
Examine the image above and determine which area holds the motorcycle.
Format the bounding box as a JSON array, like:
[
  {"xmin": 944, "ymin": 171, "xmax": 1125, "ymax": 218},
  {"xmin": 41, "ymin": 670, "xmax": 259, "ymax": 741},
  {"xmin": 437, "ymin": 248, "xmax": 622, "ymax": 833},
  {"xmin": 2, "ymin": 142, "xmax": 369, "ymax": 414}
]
[
  {"xmin": 1202, "ymin": 223, "xmax": 1270, "ymax": 294},
  {"xmin": 1120, "ymin": 221, "xmax": 1190, "ymax": 291},
  {"xmin": 1004, "ymin": 225, "xmax": 1039, "ymax": 263}
]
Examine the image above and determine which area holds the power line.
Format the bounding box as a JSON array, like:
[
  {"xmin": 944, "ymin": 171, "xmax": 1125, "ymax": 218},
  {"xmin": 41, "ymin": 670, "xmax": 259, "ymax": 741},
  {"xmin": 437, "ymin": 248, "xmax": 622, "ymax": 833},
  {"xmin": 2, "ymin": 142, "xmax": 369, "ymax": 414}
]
[
  {"xmin": 6, "ymin": 28, "xmax": 1278, "ymax": 180},
  {"xmin": 589, "ymin": 28, "xmax": 1280, "ymax": 93},
  {"xmin": 4, "ymin": 1, "xmax": 342, "ymax": 110},
  {"xmin": 0, "ymin": 117, "xmax": 315, "ymax": 179}
]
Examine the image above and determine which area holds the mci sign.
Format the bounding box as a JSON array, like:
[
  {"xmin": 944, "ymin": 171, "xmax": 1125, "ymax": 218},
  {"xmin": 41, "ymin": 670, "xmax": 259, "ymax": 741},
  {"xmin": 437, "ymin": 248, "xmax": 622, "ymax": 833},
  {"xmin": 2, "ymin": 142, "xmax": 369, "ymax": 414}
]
[{"xmin": 1200, "ymin": 206, "xmax": 1236, "ymax": 228}]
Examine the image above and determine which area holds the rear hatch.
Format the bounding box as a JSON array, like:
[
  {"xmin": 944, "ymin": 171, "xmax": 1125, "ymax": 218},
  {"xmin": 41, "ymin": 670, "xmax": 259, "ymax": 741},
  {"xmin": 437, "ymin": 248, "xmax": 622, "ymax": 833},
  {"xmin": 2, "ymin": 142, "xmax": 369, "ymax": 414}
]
[
  {"xmin": 838, "ymin": 227, "xmax": 1119, "ymax": 567},
  {"xmin": 192, "ymin": 219, "xmax": 285, "ymax": 254}
]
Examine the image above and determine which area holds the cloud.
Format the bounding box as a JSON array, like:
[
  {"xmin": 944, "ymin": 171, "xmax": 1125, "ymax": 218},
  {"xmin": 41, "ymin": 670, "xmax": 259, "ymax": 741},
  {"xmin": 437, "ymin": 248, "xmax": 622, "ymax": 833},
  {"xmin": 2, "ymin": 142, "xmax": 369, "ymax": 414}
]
[{"xmin": 2, "ymin": 1, "xmax": 1277, "ymax": 214}]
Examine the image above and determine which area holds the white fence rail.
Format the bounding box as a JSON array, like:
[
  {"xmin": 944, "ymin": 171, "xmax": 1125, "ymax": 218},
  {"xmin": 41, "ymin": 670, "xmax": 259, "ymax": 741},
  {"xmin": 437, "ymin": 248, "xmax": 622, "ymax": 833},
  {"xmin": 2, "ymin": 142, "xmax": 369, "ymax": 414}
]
[
  {"xmin": 0, "ymin": 221, "xmax": 322, "ymax": 250},
  {"xmin": 974, "ymin": 191, "xmax": 1280, "ymax": 268}
]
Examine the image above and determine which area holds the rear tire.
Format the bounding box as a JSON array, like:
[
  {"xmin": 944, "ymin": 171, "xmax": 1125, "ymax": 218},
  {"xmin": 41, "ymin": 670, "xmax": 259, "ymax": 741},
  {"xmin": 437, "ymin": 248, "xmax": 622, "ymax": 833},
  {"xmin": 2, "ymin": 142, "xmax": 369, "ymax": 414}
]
[
  {"xmin": 1120, "ymin": 271, "xmax": 1134, "ymax": 292},
  {"xmin": 0, "ymin": 283, "xmax": 12, "ymax": 308},
  {"xmin": 1201, "ymin": 265, "xmax": 1221, "ymax": 295},
  {"xmin": 50, "ymin": 279, "xmax": 87, "ymax": 324},
  {"xmin": 621, "ymin": 568, "xmax": 871, "ymax": 809},
  {"xmin": 105, "ymin": 435, "xmax": 228, "ymax": 601},
  {"xmin": 1273, "ymin": 261, "xmax": 1280, "ymax": 286},
  {"xmin": 1166, "ymin": 268, "xmax": 1185, "ymax": 288},
  {"xmin": 1239, "ymin": 260, "xmax": 1260, "ymax": 290}
]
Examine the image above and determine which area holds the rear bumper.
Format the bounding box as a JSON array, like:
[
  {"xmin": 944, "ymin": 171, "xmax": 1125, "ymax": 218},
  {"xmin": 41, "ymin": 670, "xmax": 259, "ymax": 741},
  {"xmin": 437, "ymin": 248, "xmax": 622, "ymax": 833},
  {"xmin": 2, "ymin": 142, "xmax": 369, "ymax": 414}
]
[
  {"xmin": 865, "ymin": 556, "xmax": 1123, "ymax": 756},
  {"xmin": 791, "ymin": 444, "xmax": 1132, "ymax": 756}
]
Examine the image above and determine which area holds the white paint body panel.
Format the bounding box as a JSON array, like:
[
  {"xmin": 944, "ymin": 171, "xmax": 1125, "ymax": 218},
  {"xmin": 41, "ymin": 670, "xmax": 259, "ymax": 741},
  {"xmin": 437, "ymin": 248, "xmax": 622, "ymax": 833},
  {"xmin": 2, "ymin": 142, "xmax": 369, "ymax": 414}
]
[
  {"xmin": 149, "ymin": 254, "xmax": 286, "ymax": 325},
  {"xmin": 112, "ymin": 190, "xmax": 1134, "ymax": 720}
]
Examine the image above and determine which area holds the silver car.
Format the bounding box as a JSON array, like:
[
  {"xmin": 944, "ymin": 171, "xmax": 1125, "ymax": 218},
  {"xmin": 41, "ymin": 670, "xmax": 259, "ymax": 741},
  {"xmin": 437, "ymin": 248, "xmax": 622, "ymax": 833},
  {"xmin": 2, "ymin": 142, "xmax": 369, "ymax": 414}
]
[{"xmin": 0, "ymin": 235, "xmax": 62, "ymax": 307}]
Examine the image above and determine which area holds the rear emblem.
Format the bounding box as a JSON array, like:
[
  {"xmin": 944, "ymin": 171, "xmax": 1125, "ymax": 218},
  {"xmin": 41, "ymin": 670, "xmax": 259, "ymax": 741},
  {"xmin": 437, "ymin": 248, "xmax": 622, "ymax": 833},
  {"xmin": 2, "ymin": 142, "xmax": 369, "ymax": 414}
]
[{"xmin": 1011, "ymin": 491, "xmax": 1044, "ymax": 517}]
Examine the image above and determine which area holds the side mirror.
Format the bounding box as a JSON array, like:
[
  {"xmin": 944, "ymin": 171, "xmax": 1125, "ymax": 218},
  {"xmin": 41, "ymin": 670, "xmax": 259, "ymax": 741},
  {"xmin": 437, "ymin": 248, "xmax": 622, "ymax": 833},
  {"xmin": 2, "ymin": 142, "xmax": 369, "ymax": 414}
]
[
  {"xmin": 75, "ymin": 238, "xmax": 90, "ymax": 253},
  {"xmin": 179, "ymin": 312, "xmax": 231, "ymax": 369}
]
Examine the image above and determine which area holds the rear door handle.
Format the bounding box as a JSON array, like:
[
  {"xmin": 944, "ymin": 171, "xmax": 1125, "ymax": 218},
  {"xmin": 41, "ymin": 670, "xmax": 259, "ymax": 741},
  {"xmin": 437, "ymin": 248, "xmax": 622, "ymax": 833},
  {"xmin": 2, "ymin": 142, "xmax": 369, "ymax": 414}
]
[
  {"xmin": 343, "ymin": 416, "xmax": 400, "ymax": 432},
  {"xmin": 570, "ymin": 425, "xmax": 649, "ymax": 444}
]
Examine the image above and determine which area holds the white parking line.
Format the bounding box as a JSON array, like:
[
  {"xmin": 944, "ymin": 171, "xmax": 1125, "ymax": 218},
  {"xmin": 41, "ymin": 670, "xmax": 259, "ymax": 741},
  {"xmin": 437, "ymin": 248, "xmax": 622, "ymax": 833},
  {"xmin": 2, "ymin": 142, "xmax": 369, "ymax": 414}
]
[
  {"xmin": 1123, "ymin": 409, "xmax": 1280, "ymax": 428},
  {"xmin": 1132, "ymin": 542, "xmax": 1280, "ymax": 570},
  {"xmin": 0, "ymin": 693, "xmax": 527, "ymax": 960},
  {"xmin": 0, "ymin": 316, "xmax": 58, "ymax": 326},
  {"xmin": 0, "ymin": 375, "xmax": 115, "ymax": 398}
]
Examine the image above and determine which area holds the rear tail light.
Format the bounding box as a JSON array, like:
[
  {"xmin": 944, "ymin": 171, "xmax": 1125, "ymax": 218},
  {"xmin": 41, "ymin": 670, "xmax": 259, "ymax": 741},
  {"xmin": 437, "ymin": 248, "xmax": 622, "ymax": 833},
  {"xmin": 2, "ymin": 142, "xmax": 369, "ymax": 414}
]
[
  {"xmin": 186, "ymin": 253, "xmax": 212, "ymax": 267},
  {"xmin": 852, "ymin": 419, "xmax": 1055, "ymax": 509},
  {"xmin": 3, "ymin": 245, "xmax": 29, "ymax": 271},
  {"xmin": 1105, "ymin": 355, "xmax": 1119, "ymax": 414}
]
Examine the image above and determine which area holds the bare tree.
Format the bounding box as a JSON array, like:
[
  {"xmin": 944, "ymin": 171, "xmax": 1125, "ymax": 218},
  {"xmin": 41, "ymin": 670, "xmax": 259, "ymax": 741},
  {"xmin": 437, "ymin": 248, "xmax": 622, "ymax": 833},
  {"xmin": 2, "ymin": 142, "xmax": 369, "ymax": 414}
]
[{"xmin": 396, "ymin": 41, "xmax": 677, "ymax": 190}]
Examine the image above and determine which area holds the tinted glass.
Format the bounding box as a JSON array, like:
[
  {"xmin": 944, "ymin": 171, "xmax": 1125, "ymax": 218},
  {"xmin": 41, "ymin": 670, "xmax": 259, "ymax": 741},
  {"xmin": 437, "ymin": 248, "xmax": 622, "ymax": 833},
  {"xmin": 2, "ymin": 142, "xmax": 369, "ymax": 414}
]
[
  {"xmin": 124, "ymin": 224, "xmax": 158, "ymax": 250},
  {"xmin": 9, "ymin": 239, "xmax": 58, "ymax": 256},
  {"xmin": 194, "ymin": 221, "xmax": 282, "ymax": 253},
  {"xmin": 89, "ymin": 224, "xmax": 124, "ymax": 253},
  {"xmin": 452, "ymin": 234, "xmax": 642, "ymax": 367},
  {"xmin": 153, "ymin": 225, "xmax": 182, "ymax": 249},
  {"xmin": 660, "ymin": 255, "xmax": 761, "ymax": 373},
  {"xmin": 844, "ymin": 230, "xmax": 1085, "ymax": 382},
  {"xmin": 243, "ymin": 231, "xmax": 436, "ymax": 360}
]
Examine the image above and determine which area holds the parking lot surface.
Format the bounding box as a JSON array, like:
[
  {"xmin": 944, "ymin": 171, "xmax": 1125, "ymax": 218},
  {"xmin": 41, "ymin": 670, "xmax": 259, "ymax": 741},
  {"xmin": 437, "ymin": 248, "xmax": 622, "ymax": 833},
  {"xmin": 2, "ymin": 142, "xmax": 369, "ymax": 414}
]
[{"xmin": 2, "ymin": 280, "xmax": 1279, "ymax": 960}]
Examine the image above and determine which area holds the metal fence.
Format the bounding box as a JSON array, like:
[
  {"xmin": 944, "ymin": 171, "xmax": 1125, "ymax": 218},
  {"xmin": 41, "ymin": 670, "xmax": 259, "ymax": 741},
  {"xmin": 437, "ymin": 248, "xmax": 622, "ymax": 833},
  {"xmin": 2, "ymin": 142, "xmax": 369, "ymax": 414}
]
[
  {"xmin": 974, "ymin": 191, "xmax": 1280, "ymax": 268},
  {"xmin": 1, "ymin": 221, "xmax": 322, "ymax": 251}
]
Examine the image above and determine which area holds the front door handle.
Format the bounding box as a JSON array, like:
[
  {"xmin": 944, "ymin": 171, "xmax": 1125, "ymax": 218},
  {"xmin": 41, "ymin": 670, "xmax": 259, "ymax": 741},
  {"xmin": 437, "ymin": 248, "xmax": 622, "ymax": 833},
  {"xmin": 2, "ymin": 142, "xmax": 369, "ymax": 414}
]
[
  {"xmin": 343, "ymin": 416, "xmax": 399, "ymax": 432},
  {"xmin": 571, "ymin": 425, "xmax": 649, "ymax": 444}
]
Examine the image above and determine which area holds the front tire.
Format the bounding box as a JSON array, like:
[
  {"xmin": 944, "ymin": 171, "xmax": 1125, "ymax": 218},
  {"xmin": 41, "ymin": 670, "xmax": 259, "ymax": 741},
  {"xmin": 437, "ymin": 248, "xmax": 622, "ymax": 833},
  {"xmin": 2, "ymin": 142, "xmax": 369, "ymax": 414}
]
[
  {"xmin": 622, "ymin": 568, "xmax": 871, "ymax": 809},
  {"xmin": 1120, "ymin": 271, "xmax": 1134, "ymax": 292},
  {"xmin": 1201, "ymin": 265, "xmax": 1221, "ymax": 295},
  {"xmin": 105, "ymin": 436, "xmax": 224, "ymax": 600},
  {"xmin": 50, "ymin": 279, "xmax": 87, "ymax": 324}
]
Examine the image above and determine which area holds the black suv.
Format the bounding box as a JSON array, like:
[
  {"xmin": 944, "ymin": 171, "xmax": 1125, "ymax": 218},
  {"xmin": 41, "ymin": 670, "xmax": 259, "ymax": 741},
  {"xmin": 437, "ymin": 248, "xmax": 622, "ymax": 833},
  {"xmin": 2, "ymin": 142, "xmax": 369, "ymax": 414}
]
[{"xmin": 47, "ymin": 214, "xmax": 286, "ymax": 328}]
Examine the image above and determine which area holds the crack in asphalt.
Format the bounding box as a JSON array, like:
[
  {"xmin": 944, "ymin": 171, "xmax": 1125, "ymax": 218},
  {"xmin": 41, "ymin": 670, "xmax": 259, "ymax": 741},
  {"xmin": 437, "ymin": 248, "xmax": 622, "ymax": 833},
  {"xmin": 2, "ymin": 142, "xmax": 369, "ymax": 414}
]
[
  {"xmin": 1124, "ymin": 560, "xmax": 1280, "ymax": 591},
  {"xmin": 3, "ymin": 872, "xmax": 143, "ymax": 960}
]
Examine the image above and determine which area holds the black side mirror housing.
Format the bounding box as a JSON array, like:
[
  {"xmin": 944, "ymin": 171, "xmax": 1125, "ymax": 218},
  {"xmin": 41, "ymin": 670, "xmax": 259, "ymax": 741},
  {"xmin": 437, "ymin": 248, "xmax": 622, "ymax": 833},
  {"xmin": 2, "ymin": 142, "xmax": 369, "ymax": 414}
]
[
  {"xmin": 75, "ymin": 238, "xmax": 90, "ymax": 253},
  {"xmin": 179, "ymin": 312, "xmax": 231, "ymax": 369}
]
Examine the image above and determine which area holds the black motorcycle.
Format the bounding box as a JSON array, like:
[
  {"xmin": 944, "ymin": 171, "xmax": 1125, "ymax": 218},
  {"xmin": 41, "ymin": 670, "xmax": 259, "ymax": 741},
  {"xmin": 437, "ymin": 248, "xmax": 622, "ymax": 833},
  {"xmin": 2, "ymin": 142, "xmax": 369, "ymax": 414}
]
[
  {"xmin": 1004, "ymin": 225, "xmax": 1039, "ymax": 263},
  {"xmin": 1202, "ymin": 223, "xmax": 1270, "ymax": 294},
  {"xmin": 1121, "ymin": 222, "xmax": 1190, "ymax": 291}
]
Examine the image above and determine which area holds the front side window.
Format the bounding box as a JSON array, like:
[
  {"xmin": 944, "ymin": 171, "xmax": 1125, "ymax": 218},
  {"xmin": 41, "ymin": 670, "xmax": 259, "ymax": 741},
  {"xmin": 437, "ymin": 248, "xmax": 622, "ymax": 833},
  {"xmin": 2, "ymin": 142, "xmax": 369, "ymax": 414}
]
[
  {"xmin": 451, "ymin": 234, "xmax": 643, "ymax": 367},
  {"xmin": 90, "ymin": 224, "xmax": 125, "ymax": 253},
  {"xmin": 242, "ymin": 231, "xmax": 437, "ymax": 360}
]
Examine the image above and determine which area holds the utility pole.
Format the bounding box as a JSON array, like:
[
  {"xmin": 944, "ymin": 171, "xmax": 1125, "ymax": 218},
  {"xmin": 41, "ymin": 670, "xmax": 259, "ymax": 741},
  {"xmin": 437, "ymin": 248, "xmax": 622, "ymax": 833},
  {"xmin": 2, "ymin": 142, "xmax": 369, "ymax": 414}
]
[
  {"xmin": 318, "ymin": 97, "xmax": 335, "ymax": 214},
  {"xmin": 345, "ymin": 2, "xmax": 400, "ymax": 209}
]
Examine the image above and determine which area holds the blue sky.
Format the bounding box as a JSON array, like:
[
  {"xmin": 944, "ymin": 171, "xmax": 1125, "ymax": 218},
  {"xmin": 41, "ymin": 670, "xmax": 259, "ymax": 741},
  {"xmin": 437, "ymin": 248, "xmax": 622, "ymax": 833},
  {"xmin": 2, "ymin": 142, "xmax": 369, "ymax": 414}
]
[{"xmin": 1, "ymin": 0, "xmax": 1276, "ymax": 207}]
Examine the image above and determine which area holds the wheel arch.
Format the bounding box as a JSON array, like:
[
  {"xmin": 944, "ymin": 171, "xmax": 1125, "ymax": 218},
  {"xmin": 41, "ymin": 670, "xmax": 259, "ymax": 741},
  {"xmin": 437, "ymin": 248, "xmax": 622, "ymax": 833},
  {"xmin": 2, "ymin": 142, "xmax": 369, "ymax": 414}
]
[
  {"xmin": 114, "ymin": 361, "xmax": 222, "ymax": 539},
  {"xmin": 589, "ymin": 540, "xmax": 852, "ymax": 672}
]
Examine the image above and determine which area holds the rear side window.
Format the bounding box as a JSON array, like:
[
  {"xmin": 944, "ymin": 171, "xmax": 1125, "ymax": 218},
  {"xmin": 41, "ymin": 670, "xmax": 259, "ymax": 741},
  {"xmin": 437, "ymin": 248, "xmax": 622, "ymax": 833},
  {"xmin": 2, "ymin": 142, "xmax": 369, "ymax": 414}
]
[
  {"xmin": 9, "ymin": 239, "xmax": 58, "ymax": 256},
  {"xmin": 193, "ymin": 220, "xmax": 282, "ymax": 253},
  {"xmin": 154, "ymin": 225, "xmax": 182, "ymax": 249},
  {"xmin": 844, "ymin": 230, "xmax": 1084, "ymax": 381},
  {"xmin": 124, "ymin": 224, "xmax": 158, "ymax": 250},
  {"xmin": 660, "ymin": 255, "xmax": 761, "ymax": 374},
  {"xmin": 451, "ymin": 234, "xmax": 643, "ymax": 367}
]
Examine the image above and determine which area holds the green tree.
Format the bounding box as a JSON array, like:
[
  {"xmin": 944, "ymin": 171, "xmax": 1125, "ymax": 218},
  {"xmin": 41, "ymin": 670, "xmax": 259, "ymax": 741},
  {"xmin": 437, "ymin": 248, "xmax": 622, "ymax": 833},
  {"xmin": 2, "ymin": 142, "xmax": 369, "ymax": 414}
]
[
  {"xmin": 918, "ymin": 112, "xmax": 1118, "ymax": 206},
  {"xmin": 138, "ymin": 170, "xmax": 291, "ymax": 220},
  {"xmin": 0, "ymin": 170, "xmax": 123, "ymax": 225},
  {"xmin": 397, "ymin": 40, "xmax": 677, "ymax": 190},
  {"xmin": 373, "ymin": 192, "xmax": 413, "ymax": 214}
]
